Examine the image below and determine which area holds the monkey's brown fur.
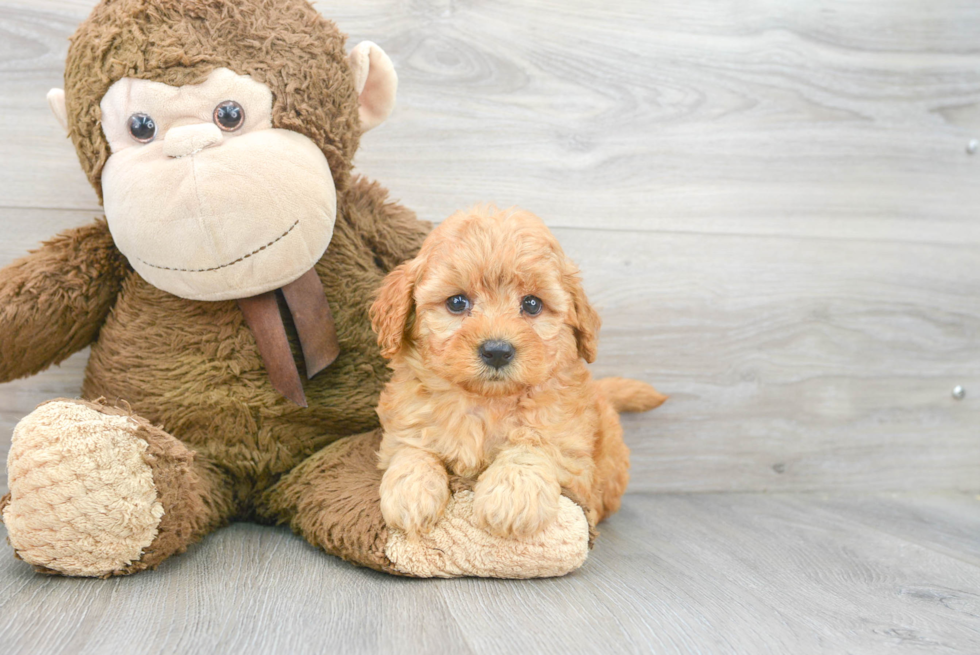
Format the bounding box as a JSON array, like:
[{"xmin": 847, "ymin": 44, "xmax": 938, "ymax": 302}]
[
  {"xmin": 0, "ymin": 0, "xmax": 430, "ymax": 575},
  {"xmin": 66, "ymin": 0, "xmax": 361, "ymax": 200}
]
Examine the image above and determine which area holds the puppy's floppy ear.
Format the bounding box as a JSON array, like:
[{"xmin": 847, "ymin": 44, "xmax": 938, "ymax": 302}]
[
  {"xmin": 371, "ymin": 261, "xmax": 416, "ymax": 358},
  {"xmin": 563, "ymin": 263, "xmax": 602, "ymax": 363}
]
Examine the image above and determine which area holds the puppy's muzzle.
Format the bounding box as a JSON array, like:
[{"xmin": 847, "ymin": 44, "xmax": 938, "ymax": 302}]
[{"xmin": 479, "ymin": 340, "xmax": 515, "ymax": 370}]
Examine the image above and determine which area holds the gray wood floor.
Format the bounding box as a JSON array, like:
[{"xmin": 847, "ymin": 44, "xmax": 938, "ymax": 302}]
[
  {"xmin": 1, "ymin": 493, "xmax": 979, "ymax": 655},
  {"xmin": 1, "ymin": 1, "xmax": 978, "ymax": 653}
]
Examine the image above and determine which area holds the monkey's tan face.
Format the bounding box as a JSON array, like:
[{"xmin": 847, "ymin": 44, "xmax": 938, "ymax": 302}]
[{"xmin": 99, "ymin": 68, "xmax": 337, "ymax": 301}]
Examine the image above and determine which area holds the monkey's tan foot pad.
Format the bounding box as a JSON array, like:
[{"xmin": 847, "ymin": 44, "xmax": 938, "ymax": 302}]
[
  {"xmin": 1, "ymin": 399, "xmax": 165, "ymax": 577},
  {"xmin": 385, "ymin": 491, "xmax": 590, "ymax": 578}
]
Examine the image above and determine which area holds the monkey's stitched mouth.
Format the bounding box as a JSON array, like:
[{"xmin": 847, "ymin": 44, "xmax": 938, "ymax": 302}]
[{"xmin": 136, "ymin": 220, "xmax": 299, "ymax": 273}]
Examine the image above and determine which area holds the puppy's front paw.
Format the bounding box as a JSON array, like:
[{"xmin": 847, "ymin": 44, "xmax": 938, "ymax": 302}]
[
  {"xmin": 379, "ymin": 464, "xmax": 450, "ymax": 536},
  {"xmin": 473, "ymin": 464, "xmax": 562, "ymax": 539}
]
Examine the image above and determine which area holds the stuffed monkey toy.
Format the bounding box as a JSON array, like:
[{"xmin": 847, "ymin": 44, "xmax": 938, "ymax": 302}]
[{"xmin": 0, "ymin": 0, "xmax": 594, "ymax": 578}]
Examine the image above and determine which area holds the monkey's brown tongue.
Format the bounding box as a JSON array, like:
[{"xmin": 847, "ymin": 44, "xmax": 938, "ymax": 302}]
[{"xmin": 237, "ymin": 268, "xmax": 340, "ymax": 407}]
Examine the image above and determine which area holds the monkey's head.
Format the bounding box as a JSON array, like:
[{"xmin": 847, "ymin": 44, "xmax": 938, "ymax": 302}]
[{"xmin": 48, "ymin": 0, "xmax": 397, "ymax": 301}]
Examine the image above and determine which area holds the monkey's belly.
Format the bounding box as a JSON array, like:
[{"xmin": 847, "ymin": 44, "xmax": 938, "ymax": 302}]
[{"xmin": 81, "ymin": 269, "xmax": 389, "ymax": 481}]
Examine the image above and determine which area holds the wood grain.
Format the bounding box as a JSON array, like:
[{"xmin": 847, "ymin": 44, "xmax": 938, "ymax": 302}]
[
  {"xmin": 2, "ymin": 207, "xmax": 977, "ymax": 493},
  {"xmin": 0, "ymin": 493, "xmax": 978, "ymax": 654},
  {"xmin": 2, "ymin": 1, "xmax": 980, "ymax": 244},
  {"xmin": 577, "ymin": 227, "xmax": 980, "ymax": 492}
]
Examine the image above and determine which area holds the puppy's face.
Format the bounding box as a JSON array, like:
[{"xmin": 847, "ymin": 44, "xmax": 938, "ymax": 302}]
[{"xmin": 371, "ymin": 207, "xmax": 600, "ymax": 397}]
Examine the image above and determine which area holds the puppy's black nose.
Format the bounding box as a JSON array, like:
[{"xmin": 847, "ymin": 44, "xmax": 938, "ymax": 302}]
[{"xmin": 478, "ymin": 340, "xmax": 516, "ymax": 369}]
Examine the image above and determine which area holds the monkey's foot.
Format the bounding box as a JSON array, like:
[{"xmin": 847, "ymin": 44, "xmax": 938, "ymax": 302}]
[
  {"xmin": 385, "ymin": 490, "xmax": 589, "ymax": 578},
  {"xmin": 1, "ymin": 399, "xmax": 205, "ymax": 577},
  {"xmin": 261, "ymin": 430, "xmax": 593, "ymax": 579}
]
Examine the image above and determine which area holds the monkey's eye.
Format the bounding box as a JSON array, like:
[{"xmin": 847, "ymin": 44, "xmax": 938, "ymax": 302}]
[
  {"xmin": 446, "ymin": 294, "xmax": 471, "ymax": 315},
  {"xmin": 521, "ymin": 295, "xmax": 543, "ymax": 316},
  {"xmin": 128, "ymin": 113, "xmax": 157, "ymax": 143},
  {"xmin": 213, "ymin": 100, "xmax": 245, "ymax": 131}
]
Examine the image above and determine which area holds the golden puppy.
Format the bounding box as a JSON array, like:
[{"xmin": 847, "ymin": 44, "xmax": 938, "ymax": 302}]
[{"xmin": 370, "ymin": 206, "xmax": 665, "ymax": 539}]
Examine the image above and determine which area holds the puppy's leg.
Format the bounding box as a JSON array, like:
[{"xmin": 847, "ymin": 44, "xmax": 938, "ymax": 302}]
[
  {"xmin": 380, "ymin": 446, "xmax": 451, "ymax": 536},
  {"xmin": 473, "ymin": 432, "xmax": 564, "ymax": 539},
  {"xmin": 591, "ymin": 396, "xmax": 631, "ymax": 522},
  {"xmin": 258, "ymin": 431, "xmax": 591, "ymax": 577}
]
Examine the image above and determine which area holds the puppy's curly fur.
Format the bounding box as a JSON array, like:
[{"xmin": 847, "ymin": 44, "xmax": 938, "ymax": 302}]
[{"xmin": 370, "ymin": 206, "xmax": 665, "ymax": 539}]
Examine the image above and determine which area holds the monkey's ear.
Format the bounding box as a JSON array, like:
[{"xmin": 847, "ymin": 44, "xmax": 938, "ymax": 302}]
[
  {"xmin": 47, "ymin": 88, "xmax": 68, "ymax": 133},
  {"xmin": 348, "ymin": 41, "xmax": 397, "ymax": 132}
]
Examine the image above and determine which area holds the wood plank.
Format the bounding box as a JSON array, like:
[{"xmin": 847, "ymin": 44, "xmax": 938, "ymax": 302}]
[
  {"xmin": 0, "ymin": 208, "xmax": 98, "ymax": 262},
  {"xmin": 0, "ymin": 6, "xmax": 94, "ymax": 208},
  {"xmin": 1, "ymin": 209, "xmax": 978, "ymax": 493},
  {"xmin": 808, "ymin": 492, "xmax": 980, "ymax": 567},
  {"xmin": 1, "ymin": 1, "xmax": 979, "ymax": 244},
  {"xmin": 0, "ymin": 493, "xmax": 978, "ymax": 654},
  {"xmin": 576, "ymin": 227, "xmax": 980, "ymax": 493}
]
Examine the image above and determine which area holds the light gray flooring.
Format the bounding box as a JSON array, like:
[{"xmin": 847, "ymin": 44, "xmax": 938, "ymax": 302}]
[
  {"xmin": 1, "ymin": 0, "xmax": 979, "ymax": 653},
  {"xmin": 1, "ymin": 493, "xmax": 979, "ymax": 655}
]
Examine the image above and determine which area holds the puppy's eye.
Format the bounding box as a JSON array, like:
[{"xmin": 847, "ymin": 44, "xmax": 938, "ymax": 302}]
[
  {"xmin": 521, "ymin": 295, "xmax": 543, "ymax": 316},
  {"xmin": 446, "ymin": 294, "xmax": 471, "ymax": 314},
  {"xmin": 214, "ymin": 100, "xmax": 245, "ymax": 131},
  {"xmin": 128, "ymin": 113, "xmax": 157, "ymax": 143}
]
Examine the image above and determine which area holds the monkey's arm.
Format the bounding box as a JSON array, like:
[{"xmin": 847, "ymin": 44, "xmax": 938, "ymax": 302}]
[
  {"xmin": 0, "ymin": 218, "xmax": 128, "ymax": 383},
  {"xmin": 344, "ymin": 175, "xmax": 432, "ymax": 271}
]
